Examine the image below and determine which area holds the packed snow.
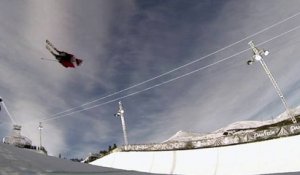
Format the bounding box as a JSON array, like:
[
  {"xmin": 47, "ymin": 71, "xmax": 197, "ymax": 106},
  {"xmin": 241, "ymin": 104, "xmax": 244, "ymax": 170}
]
[{"xmin": 0, "ymin": 142, "xmax": 154, "ymax": 174}]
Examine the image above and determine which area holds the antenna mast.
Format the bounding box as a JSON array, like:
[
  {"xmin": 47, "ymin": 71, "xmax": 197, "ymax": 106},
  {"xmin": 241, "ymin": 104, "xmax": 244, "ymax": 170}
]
[
  {"xmin": 247, "ymin": 41, "xmax": 296, "ymax": 123},
  {"xmin": 38, "ymin": 122, "xmax": 43, "ymax": 148},
  {"xmin": 115, "ymin": 101, "xmax": 128, "ymax": 145}
]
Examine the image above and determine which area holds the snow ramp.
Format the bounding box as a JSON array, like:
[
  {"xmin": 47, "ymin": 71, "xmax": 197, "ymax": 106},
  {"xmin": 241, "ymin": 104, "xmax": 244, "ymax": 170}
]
[{"xmin": 91, "ymin": 134, "xmax": 300, "ymax": 175}]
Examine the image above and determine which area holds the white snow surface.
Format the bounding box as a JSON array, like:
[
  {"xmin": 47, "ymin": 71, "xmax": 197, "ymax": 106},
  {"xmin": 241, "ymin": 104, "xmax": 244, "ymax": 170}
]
[
  {"xmin": 90, "ymin": 107, "xmax": 300, "ymax": 175},
  {"xmin": 0, "ymin": 143, "xmax": 154, "ymax": 174},
  {"xmin": 91, "ymin": 134, "xmax": 300, "ymax": 175}
]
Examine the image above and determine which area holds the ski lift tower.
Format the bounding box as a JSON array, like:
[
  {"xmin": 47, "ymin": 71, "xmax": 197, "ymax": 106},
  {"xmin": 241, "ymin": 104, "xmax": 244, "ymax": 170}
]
[
  {"xmin": 38, "ymin": 122, "xmax": 43, "ymax": 148},
  {"xmin": 0, "ymin": 97, "xmax": 2, "ymax": 113},
  {"xmin": 0, "ymin": 97, "xmax": 16, "ymax": 124},
  {"xmin": 115, "ymin": 101, "xmax": 128, "ymax": 146},
  {"xmin": 247, "ymin": 41, "xmax": 296, "ymax": 123}
]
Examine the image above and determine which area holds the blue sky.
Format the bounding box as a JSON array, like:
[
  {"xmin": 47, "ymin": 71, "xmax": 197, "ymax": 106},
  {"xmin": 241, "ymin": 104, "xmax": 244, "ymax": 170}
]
[{"xmin": 1, "ymin": 0, "xmax": 300, "ymax": 158}]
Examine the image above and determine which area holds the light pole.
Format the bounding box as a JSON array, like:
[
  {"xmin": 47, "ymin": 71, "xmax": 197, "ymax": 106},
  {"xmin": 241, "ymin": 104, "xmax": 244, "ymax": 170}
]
[
  {"xmin": 247, "ymin": 41, "xmax": 296, "ymax": 123},
  {"xmin": 115, "ymin": 101, "xmax": 128, "ymax": 145},
  {"xmin": 38, "ymin": 122, "xmax": 43, "ymax": 148},
  {"xmin": 0, "ymin": 97, "xmax": 16, "ymax": 124}
]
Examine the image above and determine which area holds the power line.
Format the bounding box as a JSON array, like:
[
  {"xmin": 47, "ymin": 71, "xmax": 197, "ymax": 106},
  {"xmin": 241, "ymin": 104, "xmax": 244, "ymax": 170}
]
[
  {"xmin": 40, "ymin": 24, "xmax": 300, "ymax": 122},
  {"xmin": 47, "ymin": 11, "xmax": 300, "ymax": 118}
]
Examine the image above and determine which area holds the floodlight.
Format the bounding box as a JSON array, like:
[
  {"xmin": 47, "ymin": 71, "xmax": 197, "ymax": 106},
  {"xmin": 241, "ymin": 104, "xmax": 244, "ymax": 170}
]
[
  {"xmin": 254, "ymin": 55, "xmax": 262, "ymax": 61},
  {"xmin": 264, "ymin": 50, "xmax": 269, "ymax": 56},
  {"xmin": 247, "ymin": 60, "xmax": 253, "ymax": 65}
]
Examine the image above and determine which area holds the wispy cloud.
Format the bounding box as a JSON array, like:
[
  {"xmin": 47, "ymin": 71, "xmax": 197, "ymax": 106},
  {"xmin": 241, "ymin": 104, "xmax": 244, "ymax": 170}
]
[{"xmin": 1, "ymin": 0, "xmax": 300, "ymax": 158}]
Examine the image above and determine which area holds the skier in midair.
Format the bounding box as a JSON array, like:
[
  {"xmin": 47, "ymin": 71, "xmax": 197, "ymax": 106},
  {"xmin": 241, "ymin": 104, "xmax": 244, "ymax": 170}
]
[{"xmin": 45, "ymin": 40, "xmax": 82, "ymax": 68}]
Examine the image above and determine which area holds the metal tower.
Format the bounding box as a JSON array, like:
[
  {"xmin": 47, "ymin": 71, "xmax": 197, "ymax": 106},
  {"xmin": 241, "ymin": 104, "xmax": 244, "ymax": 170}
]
[
  {"xmin": 247, "ymin": 41, "xmax": 296, "ymax": 123},
  {"xmin": 115, "ymin": 101, "xmax": 128, "ymax": 145},
  {"xmin": 38, "ymin": 122, "xmax": 43, "ymax": 148}
]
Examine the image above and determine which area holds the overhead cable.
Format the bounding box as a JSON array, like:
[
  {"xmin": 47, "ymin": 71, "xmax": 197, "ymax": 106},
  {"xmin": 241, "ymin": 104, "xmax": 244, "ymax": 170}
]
[
  {"xmin": 41, "ymin": 24, "xmax": 300, "ymax": 122},
  {"xmin": 48, "ymin": 11, "xmax": 300, "ymax": 118}
]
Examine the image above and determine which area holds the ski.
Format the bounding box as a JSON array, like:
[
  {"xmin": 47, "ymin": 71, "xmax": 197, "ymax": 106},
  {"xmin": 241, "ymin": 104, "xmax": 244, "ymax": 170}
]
[{"xmin": 46, "ymin": 40, "xmax": 60, "ymax": 53}]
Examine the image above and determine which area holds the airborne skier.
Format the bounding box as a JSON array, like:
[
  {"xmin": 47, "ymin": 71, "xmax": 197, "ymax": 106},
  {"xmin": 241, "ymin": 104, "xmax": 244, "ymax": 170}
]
[{"xmin": 45, "ymin": 40, "xmax": 82, "ymax": 68}]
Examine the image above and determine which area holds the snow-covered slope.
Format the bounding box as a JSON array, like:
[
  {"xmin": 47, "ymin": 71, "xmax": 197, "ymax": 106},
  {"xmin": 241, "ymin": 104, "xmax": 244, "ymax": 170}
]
[{"xmin": 0, "ymin": 143, "xmax": 153, "ymax": 174}]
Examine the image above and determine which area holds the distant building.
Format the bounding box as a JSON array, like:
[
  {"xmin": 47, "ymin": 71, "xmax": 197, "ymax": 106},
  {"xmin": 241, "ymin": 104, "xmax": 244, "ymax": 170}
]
[
  {"xmin": 3, "ymin": 125, "xmax": 32, "ymax": 147},
  {"xmin": 3, "ymin": 125, "xmax": 47, "ymax": 154}
]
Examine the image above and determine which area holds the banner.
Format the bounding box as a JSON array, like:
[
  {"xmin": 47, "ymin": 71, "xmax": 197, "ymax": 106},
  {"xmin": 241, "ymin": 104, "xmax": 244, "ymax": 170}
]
[{"xmin": 121, "ymin": 122, "xmax": 300, "ymax": 152}]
